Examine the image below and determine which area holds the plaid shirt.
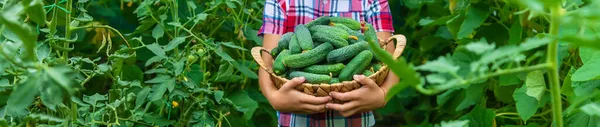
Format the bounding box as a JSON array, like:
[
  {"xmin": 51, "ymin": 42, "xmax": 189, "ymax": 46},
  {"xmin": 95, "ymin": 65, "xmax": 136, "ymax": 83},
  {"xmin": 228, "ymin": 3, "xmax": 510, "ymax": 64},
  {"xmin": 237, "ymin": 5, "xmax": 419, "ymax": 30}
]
[{"xmin": 259, "ymin": 0, "xmax": 394, "ymax": 126}]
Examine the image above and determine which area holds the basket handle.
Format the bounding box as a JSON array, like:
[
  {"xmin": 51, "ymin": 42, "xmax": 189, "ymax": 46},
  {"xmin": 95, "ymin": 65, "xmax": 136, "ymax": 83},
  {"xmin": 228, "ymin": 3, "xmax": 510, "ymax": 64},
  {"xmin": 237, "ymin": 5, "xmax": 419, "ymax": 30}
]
[
  {"xmin": 381, "ymin": 34, "xmax": 407, "ymax": 59},
  {"xmin": 251, "ymin": 47, "xmax": 274, "ymax": 73},
  {"xmin": 390, "ymin": 34, "xmax": 407, "ymax": 59}
]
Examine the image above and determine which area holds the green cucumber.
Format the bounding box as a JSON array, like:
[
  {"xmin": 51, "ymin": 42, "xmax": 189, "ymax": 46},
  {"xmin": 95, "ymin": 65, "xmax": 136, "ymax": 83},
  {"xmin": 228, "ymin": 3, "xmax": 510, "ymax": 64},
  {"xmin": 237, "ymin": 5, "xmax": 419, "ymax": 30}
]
[
  {"xmin": 306, "ymin": 16, "xmax": 331, "ymax": 28},
  {"xmin": 311, "ymin": 31, "xmax": 349, "ymax": 48},
  {"xmin": 278, "ymin": 32, "xmax": 294, "ymax": 48},
  {"xmin": 339, "ymin": 51, "xmax": 373, "ymax": 81},
  {"xmin": 330, "ymin": 17, "xmax": 362, "ymax": 30},
  {"xmin": 271, "ymin": 46, "xmax": 282, "ymax": 57},
  {"xmin": 329, "ymin": 78, "xmax": 340, "ymax": 84},
  {"xmin": 295, "ymin": 24, "xmax": 314, "ymax": 51},
  {"xmin": 327, "ymin": 41, "xmax": 369, "ymax": 63},
  {"xmin": 273, "ymin": 50, "xmax": 291, "ymax": 75},
  {"xmin": 372, "ymin": 63, "xmax": 383, "ymax": 71},
  {"xmin": 289, "ymin": 71, "xmax": 332, "ymax": 84},
  {"xmin": 364, "ymin": 24, "xmax": 379, "ymax": 46},
  {"xmin": 363, "ymin": 69, "xmax": 374, "ymax": 76},
  {"xmin": 302, "ymin": 63, "xmax": 345, "ymax": 76},
  {"xmin": 283, "ymin": 43, "xmax": 334, "ymax": 68},
  {"xmin": 289, "ymin": 34, "xmax": 302, "ymax": 54}
]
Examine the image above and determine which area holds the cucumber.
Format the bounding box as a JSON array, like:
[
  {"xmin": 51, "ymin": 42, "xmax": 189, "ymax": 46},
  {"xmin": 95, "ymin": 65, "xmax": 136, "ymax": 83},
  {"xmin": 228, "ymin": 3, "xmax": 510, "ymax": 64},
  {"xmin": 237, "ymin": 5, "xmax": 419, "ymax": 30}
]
[
  {"xmin": 273, "ymin": 50, "xmax": 291, "ymax": 75},
  {"xmin": 338, "ymin": 51, "xmax": 373, "ymax": 81},
  {"xmin": 330, "ymin": 17, "xmax": 362, "ymax": 30},
  {"xmin": 308, "ymin": 25, "xmax": 350, "ymax": 39},
  {"xmin": 289, "ymin": 71, "xmax": 332, "ymax": 84},
  {"xmin": 278, "ymin": 32, "xmax": 294, "ymax": 48},
  {"xmin": 271, "ymin": 46, "xmax": 282, "ymax": 57},
  {"xmin": 363, "ymin": 69, "xmax": 374, "ymax": 76},
  {"xmin": 326, "ymin": 41, "xmax": 369, "ymax": 63},
  {"xmin": 364, "ymin": 24, "xmax": 379, "ymax": 46},
  {"xmin": 289, "ymin": 34, "xmax": 302, "ymax": 54},
  {"xmin": 372, "ymin": 63, "xmax": 383, "ymax": 71},
  {"xmin": 332, "ymin": 23, "xmax": 363, "ymax": 43},
  {"xmin": 283, "ymin": 43, "xmax": 334, "ymax": 68},
  {"xmin": 302, "ymin": 63, "xmax": 345, "ymax": 76},
  {"xmin": 295, "ymin": 24, "xmax": 314, "ymax": 51},
  {"xmin": 306, "ymin": 16, "xmax": 331, "ymax": 28},
  {"xmin": 311, "ymin": 31, "xmax": 349, "ymax": 48},
  {"xmin": 329, "ymin": 78, "xmax": 340, "ymax": 84}
]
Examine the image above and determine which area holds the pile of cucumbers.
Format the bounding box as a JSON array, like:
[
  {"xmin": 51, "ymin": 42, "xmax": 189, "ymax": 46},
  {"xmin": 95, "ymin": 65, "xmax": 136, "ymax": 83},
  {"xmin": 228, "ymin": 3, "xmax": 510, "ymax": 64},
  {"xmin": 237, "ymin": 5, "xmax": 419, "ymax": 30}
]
[{"xmin": 270, "ymin": 17, "xmax": 384, "ymax": 84}]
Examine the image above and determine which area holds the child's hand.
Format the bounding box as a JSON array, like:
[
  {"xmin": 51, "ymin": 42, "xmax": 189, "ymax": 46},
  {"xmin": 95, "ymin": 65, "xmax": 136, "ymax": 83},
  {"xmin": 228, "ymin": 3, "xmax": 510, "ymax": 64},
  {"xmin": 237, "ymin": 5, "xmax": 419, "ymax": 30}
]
[
  {"xmin": 266, "ymin": 77, "xmax": 332, "ymax": 114},
  {"xmin": 326, "ymin": 75, "xmax": 386, "ymax": 117}
]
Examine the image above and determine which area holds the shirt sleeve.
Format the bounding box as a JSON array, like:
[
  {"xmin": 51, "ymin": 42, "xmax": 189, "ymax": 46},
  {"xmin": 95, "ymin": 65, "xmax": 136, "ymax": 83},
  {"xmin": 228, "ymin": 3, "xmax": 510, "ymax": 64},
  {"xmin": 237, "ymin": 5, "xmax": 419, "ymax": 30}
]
[
  {"xmin": 259, "ymin": 0, "xmax": 287, "ymax": 36},
  {"xmin": 365, "ymin": 0, "xmax": 394, "ymax": 33}
]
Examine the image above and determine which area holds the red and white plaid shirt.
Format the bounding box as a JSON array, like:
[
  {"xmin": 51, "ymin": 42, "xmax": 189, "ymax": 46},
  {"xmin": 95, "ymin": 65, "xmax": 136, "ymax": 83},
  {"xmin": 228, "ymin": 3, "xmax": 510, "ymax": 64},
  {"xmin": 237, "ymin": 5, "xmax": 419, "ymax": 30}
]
[{"xmin": 259, "ymin": 0, "xmax": 394, "ymax": 126}]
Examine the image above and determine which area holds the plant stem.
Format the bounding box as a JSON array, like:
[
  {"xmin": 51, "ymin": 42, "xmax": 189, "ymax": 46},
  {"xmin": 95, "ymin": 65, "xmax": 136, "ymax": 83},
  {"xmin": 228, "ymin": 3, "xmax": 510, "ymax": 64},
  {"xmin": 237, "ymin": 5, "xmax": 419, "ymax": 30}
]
[
  {"xmin": 62, "ymin": 0, "xmax": 72, "ymax": 60},
  {"xmin": 547, "ymin": 4, "xmax": 564, "ymax": 127},
  {"xmin": 71, "ymin": 25, "xmax": 131, "ymax": 47}
]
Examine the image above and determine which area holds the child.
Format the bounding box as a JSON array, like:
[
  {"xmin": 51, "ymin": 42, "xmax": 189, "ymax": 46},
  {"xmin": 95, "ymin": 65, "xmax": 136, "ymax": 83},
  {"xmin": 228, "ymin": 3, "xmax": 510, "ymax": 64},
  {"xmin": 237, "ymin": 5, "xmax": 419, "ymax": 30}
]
[{"xmin": 258, "ymin": 0, "xmax": 398, "ymax": 126}]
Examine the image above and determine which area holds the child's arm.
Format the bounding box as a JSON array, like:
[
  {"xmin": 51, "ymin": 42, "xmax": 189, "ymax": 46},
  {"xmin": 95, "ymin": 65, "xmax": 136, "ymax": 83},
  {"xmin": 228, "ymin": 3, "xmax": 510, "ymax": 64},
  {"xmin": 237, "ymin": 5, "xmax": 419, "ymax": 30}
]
[{"xmin": 376, "ymin": 32, "xmax": 399, "ymax": 100}]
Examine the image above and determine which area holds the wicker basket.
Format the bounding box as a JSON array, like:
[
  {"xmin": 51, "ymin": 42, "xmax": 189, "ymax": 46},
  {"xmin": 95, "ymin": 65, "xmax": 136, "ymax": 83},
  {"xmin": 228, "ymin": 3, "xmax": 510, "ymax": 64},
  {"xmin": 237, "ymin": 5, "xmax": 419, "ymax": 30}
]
[{"xmin": 251, "ymin": 34, "xmax": 407, "ymax": 97}]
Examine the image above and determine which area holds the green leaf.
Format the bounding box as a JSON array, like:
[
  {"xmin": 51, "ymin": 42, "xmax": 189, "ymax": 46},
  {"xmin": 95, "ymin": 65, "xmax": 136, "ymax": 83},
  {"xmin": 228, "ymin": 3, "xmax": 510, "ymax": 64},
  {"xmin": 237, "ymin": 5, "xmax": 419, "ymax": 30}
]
[
  {"xmin": 40, "ymin": 84, "xmax": 63, "ymax": 111},
  {"xmin": 519, "ymin": 37, "xmax": 552, "ymax": 51},
  {"xmin": 173, "ymin": 59, "xmax": 185, "ymax": 75},
  {"xmin": 83, "ymin": 93, "xmax": 107, "ymax": 106},
  {"xmin": 186, "ymin": 64, "xmax": 204, "ymax": 85},
  {"xmin": 508, "ymin": 19, "xmax": 523, "ymax": 45},
  {"xmin": 456, "ymin": 84, "xmax": 486, "ymax": 111},
  {"xmin": 494, "ymin": 85, "xmax": 517, "ymax": 103},
  {"xmin": 499, "ymin": 74, "xmax": 521, "ymax": 86},
  {"xmin": 572, "ymin": 61, "xmax": 600, "ymax": 82},
  {"xmin": 142, "ymin": 114, "xmax": 176, "ymax": 126},
  {"xmin": 513, "ymin": 87, "xmax": 539, "ymax": 122},
  {"xmin": 221, "ymin": 42, "xmax": 248, "ymax": 51},
  {"xmin": 417, "ymin": 56, "xmax": 459, "ymax": 74},
  {"xmin": 145, "ymin": 56, "xmax": 164, "ymax": 67},
  {"xmin": 572, "ymin": 80, "xmax": 600, "ymax": 97},
  {"xmin": 215, "ymin": 46, "xmax": 235, "ymax": 61},
  {"xmin": 418, "ymin": 17, "xmax": 434, "ymax": 26},
  {"xmin": 562, "ymin": 67, "xmax": 576, "ymax": 97},
  {"xmin": 6, "ymin": 73, "xmax": 40, "ymax": 116},
  {"xmin": 559, "ymin": 34, "xmax": 600, "ymax": 50},
  {"xmin": 459, "ymin": 105, "xmax": 495, "ymax": 127},
  {"xmin": 465, "ymin": 39, "xmax": 495, "ymax": 55},
  {"xmin": 0, "ymin": 118, "xmax": 8, "ymax": 127},
  {"xmin": 228, "ymin": 90, "xmax": 258, "ymax": 121},
  {"xmin": 567, "ymin": 112, "xmax": 600, "ymax": 127},
  {"xmin": 525, "ymin": 70, "xmax": 546, "ymax": 101},
  {"xmin": 436, "ymin": 120, "xmax": 469, "ymax": 127},
  {"xmin": 136, "ymin": 87, "xmax": 151, "ymax": 109},
  {"xmin": 457, "ymin": 4, "xmax": 490, "ymax": 39},
  {"xmin": 214, "ymin": 90, "xmax": 224, "ymax": 103},
  {"xmin": 194, "ymin": 13, "xmax": 208, "ymax": 23},
  {"xmin": 146, "ymin": 43, "xmax": 166, "ymax": 58},
  {"xmin": 150, "ymin": 83, "xmax": 168, "ymax": 101},
  {"xmin": 164, "ymin": 37, "xmax": 187, "ymax": 51},
  {"xmin": 579, "ymin": 47, "xmax": 600, "ymax": 65},
  {"xmin": 36, "ymin": 43, "xmax": 50, "ymax": 62},
  {"xmin": 231, "ymin": 60, "xmax": 258, "ymax": 79},
  {"xmin": 145, "ymin": 75, "xmax": 171, "ymax": 84},
  {"xmin": 572, "ymin": 47, "xmax": 600, "ymax": 81},
  {"xmin": 580, "ymin": 103, "xmax": 600, "ymax": 117},
  {"xmin": 152, "ymin": 25, "xmax": 164, "ymax": 40}
]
